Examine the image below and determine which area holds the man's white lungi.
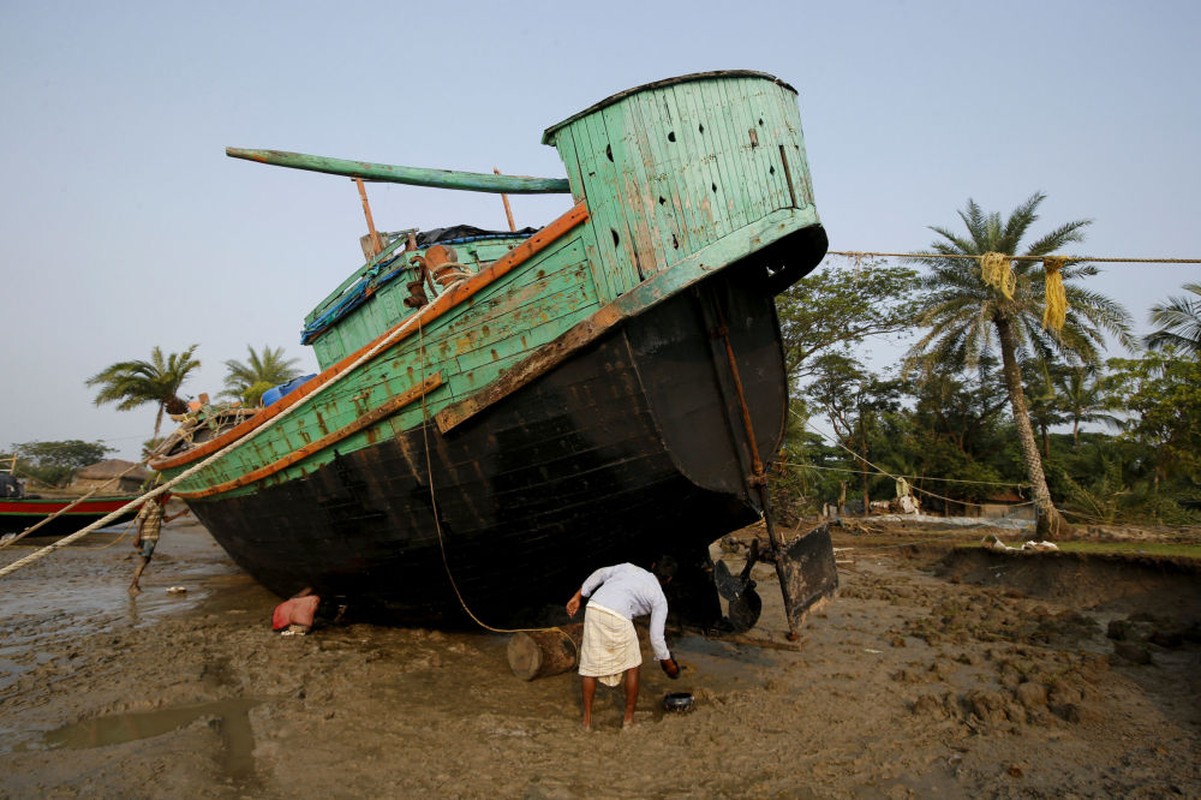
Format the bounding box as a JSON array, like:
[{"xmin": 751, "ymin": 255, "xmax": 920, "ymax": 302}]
[{"xmin": 578, "ymin": 603, "xmax": 641, "ymax": 686}]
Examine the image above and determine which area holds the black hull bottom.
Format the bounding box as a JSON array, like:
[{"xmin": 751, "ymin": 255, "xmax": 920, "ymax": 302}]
[{"xmin": 190, "ymin": 271, "xmax": 791, "ymax": 627}]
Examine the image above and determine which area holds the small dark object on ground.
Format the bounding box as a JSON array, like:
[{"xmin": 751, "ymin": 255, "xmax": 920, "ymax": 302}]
[{"xmin": 663, "ymin": 692, "xmax": 694, "ymax": 712}]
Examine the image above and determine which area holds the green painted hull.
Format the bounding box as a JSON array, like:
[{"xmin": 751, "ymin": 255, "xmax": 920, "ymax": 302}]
[{"xmin": 150, "ymin": 71, "xmax": 827, "ymax": 625}]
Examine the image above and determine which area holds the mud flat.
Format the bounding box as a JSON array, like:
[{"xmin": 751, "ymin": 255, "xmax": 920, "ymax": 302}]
[{"xmin": 1, "ymin": 519, "xmax": 1199, "ymax": 798}]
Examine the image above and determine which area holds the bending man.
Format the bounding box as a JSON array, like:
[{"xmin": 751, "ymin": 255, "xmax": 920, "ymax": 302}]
[{"xmin": 565, "ymin": 559, "xmax": 680, "ymax": 730}]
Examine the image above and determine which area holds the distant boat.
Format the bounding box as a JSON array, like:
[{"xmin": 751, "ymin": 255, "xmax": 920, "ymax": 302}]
[
  {"xmin": 150, "ymin": 71, "xmax": 834, "ymax": 631},
  {"xmin": 0, "ymin": 495, "xmax": 144, "ymax": 538}
]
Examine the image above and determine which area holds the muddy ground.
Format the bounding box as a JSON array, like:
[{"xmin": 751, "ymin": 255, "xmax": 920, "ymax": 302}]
[{"xmin": 1, "ymin": 516, "xmax": 1199, "ymax": 799}]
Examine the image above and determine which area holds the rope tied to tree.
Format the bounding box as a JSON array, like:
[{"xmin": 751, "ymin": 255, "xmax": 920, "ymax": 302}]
[
  {"xmin": 1042, "ymin": 256, "xmax": 1069, "ymax": 333},
  {"xmin": 979, "ymin": 252, "xmax": 1015, "ymax": 299}
]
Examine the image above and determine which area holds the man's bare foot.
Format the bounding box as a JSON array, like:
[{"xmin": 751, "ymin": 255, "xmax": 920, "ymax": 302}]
[
  {"xmin": 128, "ymin": 585, "xmax": 141, "ymax": 597},
  {"xmin": 622, "ymin": 717, "xmax": 636, "ymax": 729}
]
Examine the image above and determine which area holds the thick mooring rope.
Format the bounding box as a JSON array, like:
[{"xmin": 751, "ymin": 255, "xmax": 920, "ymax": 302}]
[
  {"xmin": 827, "ymin": 249, "xmax": 1200, "ymax": 337},
  {"xmin": 828, "ymin": 250, "xmax": 1201, "ymax": 265},
  {"xmin": 0, "ymin": 460, "xmax": 147, "ymax": 549}
]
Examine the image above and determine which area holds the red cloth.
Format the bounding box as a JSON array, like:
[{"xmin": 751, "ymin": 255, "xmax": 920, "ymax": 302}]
[{"xmin": 272, "ymin": 595, "xmax": 320, "ymax": 631}]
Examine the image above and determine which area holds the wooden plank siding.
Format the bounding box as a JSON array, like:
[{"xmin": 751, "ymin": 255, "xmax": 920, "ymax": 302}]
[
  {"xmin": 159, "ymin": 72, "xmax": 823, "ymax": 502},
  {"xmin": 543, "ymin": 74, "xmax": 813, "ymax": 308},
  {"xmin": 168, "ymin": 226, "xmax": 600, "ymax": 499}
]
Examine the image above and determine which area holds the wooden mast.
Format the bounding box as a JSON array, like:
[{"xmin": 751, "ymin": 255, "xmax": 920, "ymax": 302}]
[
  {"xmin": 353, "ymin": 178, "xmax": 384, "ymax": 257},
  {"xmin": 494, "ymin": 168, "xmax": 517, "ymax": 232}
]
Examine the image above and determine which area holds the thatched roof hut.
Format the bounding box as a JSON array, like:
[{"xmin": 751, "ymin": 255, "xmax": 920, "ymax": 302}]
[{"xmin": 70, "ymin": 459, "xmax": 152, "ymax": 495}]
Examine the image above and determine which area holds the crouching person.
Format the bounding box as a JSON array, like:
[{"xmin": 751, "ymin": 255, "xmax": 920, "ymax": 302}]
[
  {"xmin": 272, "ymin": 587, "xmax": 320, "ymax": 636},
  {"xmin": 565, "ymin": 559, "xmax": 680, "ymax": 730}
]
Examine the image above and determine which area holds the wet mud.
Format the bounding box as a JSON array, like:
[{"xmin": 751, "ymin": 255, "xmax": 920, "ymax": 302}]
[{"xmin": 1, "ymin": 519, "xmax": 1199, "ymax": 798}]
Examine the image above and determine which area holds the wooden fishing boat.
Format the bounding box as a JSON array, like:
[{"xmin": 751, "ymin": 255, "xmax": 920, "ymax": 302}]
[
  {"xmin": 0, "ymin": 495, "xmax": 143, "ymax": 538},
  {"xmin": 149, "ymin": 71, "xmax": 833, "ymax": 631}
]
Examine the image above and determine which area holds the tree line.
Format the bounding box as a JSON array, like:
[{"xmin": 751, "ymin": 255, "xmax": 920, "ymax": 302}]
[{"xmin": 776, "ymin": 193, "xmax": 1200, "ymax": 533}]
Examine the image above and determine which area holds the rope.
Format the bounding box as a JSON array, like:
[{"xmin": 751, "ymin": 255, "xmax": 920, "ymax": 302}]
[
  {"xmin": 979, "ymin": 252, "xmax": 1015, "ymax": 299},
  {"xmin": 1042, "ymin": 256, "xmax": 1068, "ymax": 332},
  {"xmin": 777, "ymin": 460, "xmax": 1027, "ymax": 489},
  {"xmin": 828, "ymin": 250, "xmax": 1201, "ymax": 264},
  {"xmin": 415, "ymin": 316, "xmax": 577, "ymax": 655},
  {"xmin": 95, "ymin": 518, "xmax": 139, "ymax": 549},
  {"xmin": 791, "ymin": 410, "xmax": 1033, "ymax": 513},
  {"xmin": 2, "ymin": 311, "xmax": 423, "ymax": 581},
  {"xmin": 1, "ymin": 481, "xmax": 169, "ymax": 579},
  {"xmin": 0, "ymin": 460, "xmax": 148, "ymax": 549}
]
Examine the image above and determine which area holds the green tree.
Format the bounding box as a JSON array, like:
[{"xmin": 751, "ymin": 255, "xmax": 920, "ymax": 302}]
[
  {"xmin": 222, "ymin": 345, "xmax": 303, "ymax": 406},
  {"xmin": 1104, "ymin": 350, "xmax": 1201, "ymax": 521},
  {"xmin": 86, "ymin": 345, "xmax": 202, "ymax": 437},
  {"xmin": 907, "ymin": 356, "xmax": 1008, "ymax": 458},
  {"xmin": 1145, "ymin": 282, "xmax": 1201, "ymax": 357},
  {"xmin": 1054, "ymin": 364, "xmax": 1117, "ymax": 450},
  {"xmin": 1023, "ymin": 362, "xmax": 1066, "ymax": 458},
  {"xmin": 776, "ymin": 257, "xmax": 919, "ymax": 383},
  {"xmin": 908, "ymin": 192, "xmax": 1134, "ymax": 537},
  {"xmin": 1024, "ymin": 361, "xmax": 1114, "ymax": 456},
  {"xmin": 804, "ymin": 352, "xmax": 900, "ymax": 512},
  {"xmin": 5, "ymin": 440, "xmax": 115, "ymax": 486},
  {"xmin": 768, "ymin": 399, "xmax": 844, "ymax": 521},
  {"xmin": 887, "ymin": 357, "xmax": 1012, "ymax": 512}
]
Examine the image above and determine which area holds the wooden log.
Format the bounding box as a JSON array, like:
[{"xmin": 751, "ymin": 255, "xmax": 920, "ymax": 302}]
[{"xmin": 506, "ymin": 623, "xmax": 583, "ymax": 681}]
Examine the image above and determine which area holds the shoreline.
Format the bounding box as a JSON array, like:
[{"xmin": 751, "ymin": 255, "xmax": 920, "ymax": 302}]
[{"xmin": 1, "ymin": 520, "xmax": 1198, "ymax": 797}]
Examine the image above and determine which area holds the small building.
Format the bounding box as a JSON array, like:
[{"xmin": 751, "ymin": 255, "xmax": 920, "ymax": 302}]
[
  {"xmin": 70, "ymin": 460, "xmax": 152, "ymax": 495},
  {"xmin": 975, "ymin": 490, "xmax": 1035, "ymax": 521}
]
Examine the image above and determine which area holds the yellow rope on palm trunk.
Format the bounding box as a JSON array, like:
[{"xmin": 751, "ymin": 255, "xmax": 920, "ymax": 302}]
[{"xmin": 1042, "ymin": 256, "xmax": 1068, "ymax": 332}]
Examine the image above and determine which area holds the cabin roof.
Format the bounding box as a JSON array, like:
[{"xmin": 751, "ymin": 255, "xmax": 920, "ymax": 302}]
[{"xmin": 542, "ymin": 70, "xmax": 796, "ymax": 144}]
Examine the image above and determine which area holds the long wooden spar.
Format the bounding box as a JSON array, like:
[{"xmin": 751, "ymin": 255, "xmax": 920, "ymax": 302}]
[{"xmin": 226, "ymin": 148, "xmax": 571, "ymax": 195}]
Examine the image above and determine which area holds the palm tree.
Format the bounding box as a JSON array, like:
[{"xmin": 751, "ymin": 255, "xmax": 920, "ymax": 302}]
[
  {"xmin": 87, "ymin": 345, "xmax": 202, "ymax": 437},
  {"xmin": 1145, "ymin": 282, "xmax": 1201, "ymax": 357},
  {"xmin": 1055, "ymin": 364, "xmax": 1119, "ymax": 449},
  {"xmin": 907, "ymin": 193, "xmax": 1134, "ymax": 537},
  {"xmin": 222, "ymin": 345, "xmax": 302, "ymax": 406}
]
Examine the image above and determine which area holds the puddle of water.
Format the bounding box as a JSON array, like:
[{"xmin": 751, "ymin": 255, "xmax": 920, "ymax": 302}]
[{"xmin": 41, "ymin": 697, "xmax": 263, "ymax": 782}]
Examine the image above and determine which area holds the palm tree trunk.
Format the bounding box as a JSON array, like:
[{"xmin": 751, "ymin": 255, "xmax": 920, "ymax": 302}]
[{"xmin": 994, "ymin": 316, "xmax": 1072, "ymax": 539}]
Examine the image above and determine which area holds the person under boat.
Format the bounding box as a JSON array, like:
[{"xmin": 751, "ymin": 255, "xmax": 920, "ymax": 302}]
[
  {"xmin": 129, "ymin": 495, "xmax": 189, "ymax": 596},
  {"xmin": 272, "ymin": 588, "xmax": 321, "ymax": 636},
  {"xmin": 565, "ymin": 559, "xmax": 680, "ymax": 731}
]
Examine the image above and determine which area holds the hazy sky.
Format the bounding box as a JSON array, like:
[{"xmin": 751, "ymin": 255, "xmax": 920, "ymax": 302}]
[{"xmin": 2, "ymin": 1, "xmax": 1198, "ymax": 461}]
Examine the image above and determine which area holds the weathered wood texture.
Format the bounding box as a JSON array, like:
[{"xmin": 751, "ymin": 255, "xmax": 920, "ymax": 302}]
[
  {"xmin": 507, "ymin": 623, "xmax": 583, "ymax": 680},
  {"xmin": 158, "ymin": 75, "xmax": 822, "ymax": 501},
  {"xmin": 226, "ymin": 148, "xmax": 571, "ymax": 194},
  {"xmin": 544, "ymin": 72, "xmax": 818, "ymax": 305}
]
